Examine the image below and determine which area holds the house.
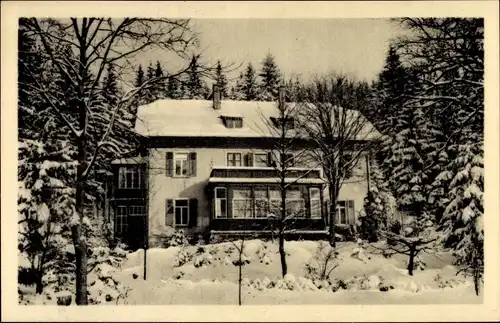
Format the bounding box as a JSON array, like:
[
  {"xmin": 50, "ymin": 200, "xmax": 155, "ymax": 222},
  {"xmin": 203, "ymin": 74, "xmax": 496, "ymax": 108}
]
[{"xmin": 108, "ymin": 86, "xmax": 381, "ymax": 249}]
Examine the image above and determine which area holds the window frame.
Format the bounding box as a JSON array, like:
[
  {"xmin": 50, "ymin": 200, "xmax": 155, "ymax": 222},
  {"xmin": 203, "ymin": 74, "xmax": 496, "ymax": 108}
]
[
  {"xmin": 173, "ymin": 152, "xmax": 189, "ymax": 177},
  {"xmin": 173, "ymin": 198, "xmax": 190, "ymax": 227},
  {"xmin": 115, "ymin": 206, "xmax": 128, "ymax": 234},
  {"xmin": 214, "ymin": 187, "xmax": 227, "ymax": 218},
  {"xmin": 253, "ymin": 153, "xmax": 269, "ymax": 167},
  {"xmin": 336, "ymin": 200, "xmax": 348, "ymax": 225},
  {"xmin": 129, "ymin": 205, "xmax": 146, "ymax": 217},
  {"xmin": 118, "ymin": 166, "xmax": 141, "ymax": 189},
  {"xmin": 232, "ymin": 188, "xmax": 253, "ymax": 219},
  {"xmin": 310, "ymin": 187, "xmax": 322, "ymax": 219},
  {"xmin": 226, "ymin": 152, "xmax": 242, "ymax": 167}
]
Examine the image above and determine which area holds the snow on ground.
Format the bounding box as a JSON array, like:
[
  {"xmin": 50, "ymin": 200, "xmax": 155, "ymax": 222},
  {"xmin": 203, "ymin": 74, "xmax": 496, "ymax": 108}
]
[{"xmin": 115, "ymin": 239, "xmax": 482, "ymax": 305}]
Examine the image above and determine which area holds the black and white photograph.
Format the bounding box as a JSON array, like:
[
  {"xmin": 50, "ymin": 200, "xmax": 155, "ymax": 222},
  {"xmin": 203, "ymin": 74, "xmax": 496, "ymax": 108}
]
[{"xmin": 2, "ymin": 0, "xmax": 499, "ymax": 321}]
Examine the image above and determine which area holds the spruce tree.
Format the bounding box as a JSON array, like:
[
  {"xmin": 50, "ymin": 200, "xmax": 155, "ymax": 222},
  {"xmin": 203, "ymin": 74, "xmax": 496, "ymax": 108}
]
[
  {"xmin": 214, "ymin": 60, "xmax": 228, "ymax": 98},
  {"xmin": 154, "ymin": 61, "xmax": 167, "ymax": 99},
  {"xmin": 258, "ymin": 52, "xmax": 281, "ymax": 101},
  {"xmin": 135, "ymin": 65, "xmax": 145, "ymax": 88},
  {"xmin": 102, "ymin": 64, "xmax": 120, "ymax": 108},
  {"xmin": 229, "ymin": 72, "xmax": 246, "ymax": 100},
  {"xmin": 186, "ymin": 56, "xmax": 205, "ymax": 99},
  {"xmin": 243, "ymin": 63, "xmax": 258, "ymax": 101}
]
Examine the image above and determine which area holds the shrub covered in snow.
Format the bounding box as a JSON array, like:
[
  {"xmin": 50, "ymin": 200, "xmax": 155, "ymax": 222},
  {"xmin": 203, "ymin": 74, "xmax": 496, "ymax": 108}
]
[
  {"xmin": 173, "ymin": 247, "xmax": 193, "ymax": 267},
  {"xmin": 304, "ymin": 242, "xmax": 342, "ymax": 282},
  {"xmin": 193, "ymin": 246, "xmax": 214, "ymax": 268},
  {"xmin": 161, "ymin": 228, "xmax": 189, "ymax": 248}
]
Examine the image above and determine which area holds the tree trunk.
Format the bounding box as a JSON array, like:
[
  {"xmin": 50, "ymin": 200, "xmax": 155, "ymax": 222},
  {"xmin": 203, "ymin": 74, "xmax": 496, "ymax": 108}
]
[
  {"xmin": 328, "ymin": 184, "xmax": 339, "ymax": 248},
  {"xmin": 35, "ymin": 271, "xmax": 43, "ymax": 295},
  {"xmin": 278, "ymin": 233, "xmax": 287, "ymax": 277},
  {"xmin": 71, "ymin": 223, "xmax": 87, "ymax": 305},
  {"xmin": 238, "ymin": 256, "xmax": 242, "ymax": 306},
  {"xmin": 408, "ymin": 247, "xmax": 415, "ymax": 276}
]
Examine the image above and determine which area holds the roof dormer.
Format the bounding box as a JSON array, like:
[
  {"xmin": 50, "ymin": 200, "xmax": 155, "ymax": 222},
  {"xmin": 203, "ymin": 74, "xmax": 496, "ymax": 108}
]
[{"xmin": 221, "ymin": 116, "xmax": 243, "ymax": 129}]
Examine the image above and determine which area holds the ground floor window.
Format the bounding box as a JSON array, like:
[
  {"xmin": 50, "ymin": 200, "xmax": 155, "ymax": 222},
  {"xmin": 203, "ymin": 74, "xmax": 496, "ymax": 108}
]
[
  {"xmin": 129, "ymin": 205, "xmax": 146, "ymax": 216},
  {"xmin": 215, "ymin": 187, "xmax": 227, "ymax": 218},
  {"xmin": 174, "ymin": 199, "xmax": 189, "ymax": 226},
  {"xmin": 166, "ymin": 198, "xmax": 197, "ymax": 227},
  {"xmin": 310, "ymin": 188, "xmax": 321, "ymax": 219},
  {"xmin": 336, "ymin": 200, "xmax": 355, "ymax": 225},
  {"xmin": 232, "ymin": 188, "xmax": 253, "ymax": 218},
  {"xmin": 115, "ymin": 206, "xmax": 128, "ymax": 234}
]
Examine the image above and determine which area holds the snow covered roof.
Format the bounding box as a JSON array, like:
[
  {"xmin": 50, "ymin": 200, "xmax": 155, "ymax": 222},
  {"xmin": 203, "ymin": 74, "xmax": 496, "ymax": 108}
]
[{"xmin": 134, "ymin": 99, "xmax": 381, "ymax": 140}]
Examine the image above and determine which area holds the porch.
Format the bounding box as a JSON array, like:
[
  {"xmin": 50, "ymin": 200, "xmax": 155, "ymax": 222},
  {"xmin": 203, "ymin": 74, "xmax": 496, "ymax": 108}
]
[{"xmin": 206, "ymin": 166, "xmax": 328, "ymax": 235}]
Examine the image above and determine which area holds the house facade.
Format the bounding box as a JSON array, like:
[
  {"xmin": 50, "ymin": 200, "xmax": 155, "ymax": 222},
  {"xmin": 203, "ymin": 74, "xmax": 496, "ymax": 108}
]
[{"xmin": 109, "ymin": 88, "xmax": 380, "ymax": 249}]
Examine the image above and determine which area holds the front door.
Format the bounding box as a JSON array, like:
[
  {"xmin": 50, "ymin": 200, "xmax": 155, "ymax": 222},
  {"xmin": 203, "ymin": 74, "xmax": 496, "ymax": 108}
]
[{"xmin": 126, "ymin": 215, "xmax": 146, "ymax": 251}]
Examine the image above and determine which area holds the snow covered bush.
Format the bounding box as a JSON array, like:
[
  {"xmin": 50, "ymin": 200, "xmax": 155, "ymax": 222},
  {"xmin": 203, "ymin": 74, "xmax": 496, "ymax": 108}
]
[
  {"xmin": 304, "ymin": 242, "xmax": 341, "ymax": 282},
  {"xmin": 86, "ymin": 245, "xmax": 131, "ymax": 305},
  {"xmin": 162, "ymin": 227, "xmax": 189, "ymax": 248},
  {"xmin": 173, "ymin": 247, "xmax": 193, "ymax": 267},
  {"xmin": 193, "ymin": 246, "xmax": 213, "ymax": 268}
]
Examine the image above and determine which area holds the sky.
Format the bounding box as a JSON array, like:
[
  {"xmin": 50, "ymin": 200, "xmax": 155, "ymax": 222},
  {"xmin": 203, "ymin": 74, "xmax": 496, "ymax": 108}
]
[{"xmin": 134, "ymin": 18, "xmax": 405, "ymax": 86}]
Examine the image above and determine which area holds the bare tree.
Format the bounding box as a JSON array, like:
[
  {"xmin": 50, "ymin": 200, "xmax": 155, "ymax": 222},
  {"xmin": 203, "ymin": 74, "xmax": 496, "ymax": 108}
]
[
  {"xmin": 297, "ymin": 74, "xmax": 381, "ymax": 247},
  {"xmin": 19, "ymin": 17, "xmax": 213, "ymax": 305},
  {"xmin": 253, "ymin": 87, "xmax": 316, "ymax": 277},
  {"xmin": 230, "ymin": 237, "xmax": 250, "ymax": 306}
]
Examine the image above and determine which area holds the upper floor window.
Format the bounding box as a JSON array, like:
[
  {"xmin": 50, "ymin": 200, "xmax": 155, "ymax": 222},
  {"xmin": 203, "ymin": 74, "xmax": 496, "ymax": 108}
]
[
  {"xmin": 254, "ymin": 153, "xmax": 269, "ymax": 167},
  {"xmin": 174, "ymin": 152, "xmax": 189, "ymax": 177},
  {"xmin": 222, "ymin": 116, "xmax": 243, "ymax": 129},
  {"xmin": 118, "ymin": 166, "xmax": 141, "ymax": 189},
  {"xmin": 270, "ymin": 116, "xmax": 295, "ymax": 130},
  {"xmin": 166, "ymin": 152, "xmax": 197, "ymax": 177},
  {"xmin": 227, "ymin": 152, "xmax": 242, "ymax": 167}
]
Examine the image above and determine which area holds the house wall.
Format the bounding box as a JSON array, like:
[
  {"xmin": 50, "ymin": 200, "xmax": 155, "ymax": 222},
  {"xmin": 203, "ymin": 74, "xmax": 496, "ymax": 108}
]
[{"xmin": 145, "ymin": 146, "xmax": 370, "ymax": 246}]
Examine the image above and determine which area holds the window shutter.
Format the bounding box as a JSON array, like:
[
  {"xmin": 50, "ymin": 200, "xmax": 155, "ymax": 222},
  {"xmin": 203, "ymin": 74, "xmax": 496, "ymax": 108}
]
[
  {"xmin": 165, "ymin": 199, "xmax": 174, "ymax": 226},
  {"xmin": 189, "ymin": 152, "xmax": 197, "ymax": 177},
  {"xmin": 118, "ymin": 167, "xmax": 126, "ymax": 188},
  {"xmin": 267, "ymin": 152, "xmax": 275, "ymax": 167},
  {"xmin": 347, "ymin": 200, "xmax": 355, "ymax": 225},
  {"xmin": 166, "ymin": 152, "xmax": 173, "ymax": 177},
  {"xmin": 299, "ymin": 186, "xmax": 310, "ymax": 218},
  {"xmin": 244, "ymin": 153, "xmax": 254, "ymax": 167},
  {"xmin": 188, "ymin": 198, "xmax": 198, "ymax": 227}
]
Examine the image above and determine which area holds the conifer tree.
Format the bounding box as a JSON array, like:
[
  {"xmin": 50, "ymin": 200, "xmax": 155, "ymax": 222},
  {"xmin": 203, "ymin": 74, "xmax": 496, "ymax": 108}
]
[
  {"xmin": 154, "ymin": 61, "xmax": 167, "ymax": 99},
  {"xmin": 229, "ymin": 72, "xmax": 246, "ymax": 100},
  {"xmin": 214, "ymin": 60, "xmax": 228, "ymax": 98},
  {"xmin": 258, "ymin": 52, "xmax": 281, "ymax": 101},
  {"xmin": 243, "ymin": 63, "xmax": 258, "ymax": 101}
]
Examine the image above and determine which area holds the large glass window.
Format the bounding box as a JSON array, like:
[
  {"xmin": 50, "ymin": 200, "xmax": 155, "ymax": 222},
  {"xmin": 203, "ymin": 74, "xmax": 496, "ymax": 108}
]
[
  {"xmin": 232, "ymin": 188, "xmax": 253, "ymax": 218},
  {"xmin": 310, "ymin": 188, "xmax": 321, "ymax": 219}
]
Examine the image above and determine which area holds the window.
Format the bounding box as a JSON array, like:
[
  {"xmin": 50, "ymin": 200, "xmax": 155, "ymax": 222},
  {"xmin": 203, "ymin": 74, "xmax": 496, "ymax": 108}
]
[
  {"xmin": 215, "ymin": 187, "xmax": 227, "ymax": 218},
  {"xmin": 174, "ymin": 153, "xmax": 189, "ymax": 177},
  {"xmin": 118, "ymin": 166, "xmax": 141, "ymax": 189},
  {"xmin": 174, "ymin": 199, "xmax": 189, "ymax": 226},
  {"xmin": 269, "ymin": 188, "xmax": 282, "ymax": 217},
  {"xmin": 271, "ymin": 117, "xmax": 295, "ymax": 130},
  {"xmin": 223, "ymin": 116, "xmax": 243, "ymax": 129},
  {"xmin": 166, "ymin": 198, "xmax": 197, "ymax": 227},
  {"xmin": 336, "ymin": 200, "xmax": 354, "ymax": 225},
  {"xmin": 310, "ymin": 188, "xmax": 321, "ymax": 219},
  {"xmin": 115, "ymin": 206, "xmax": 128, "ymax": 234},
  {"xmin": 254, "ymin": 188, "xmax": 268, "ymax": 218},
  {"xmin": 254, "ymin": 153, "xmax": 269, "ymax": 167},
  {"xmin": 227, "ymin": 153, "xmax": 242, "ymax": 167},
  {"xmin": 281, "ymin": 153, "xmax": 295, "ymax": 167},
  {"xmin": 285, "ymin": 189, "xmax": 305, "ymax": 218},
  {"xmin": 232, "ymin": 188, "xmax": 253, "ymax": 218},
  {"xmin": 129, "ymin": 206, "xmax": 146, "ymax": 216}
]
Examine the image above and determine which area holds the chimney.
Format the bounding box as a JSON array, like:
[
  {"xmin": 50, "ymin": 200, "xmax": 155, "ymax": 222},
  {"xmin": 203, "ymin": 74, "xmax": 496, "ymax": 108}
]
[
  {"xmin": 278, "ymin": 86, "xmax": 285, "ymax": 109},
  {"xmin": 213, "ymin": 84, "xmax": 221, "ymax": 110}
]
